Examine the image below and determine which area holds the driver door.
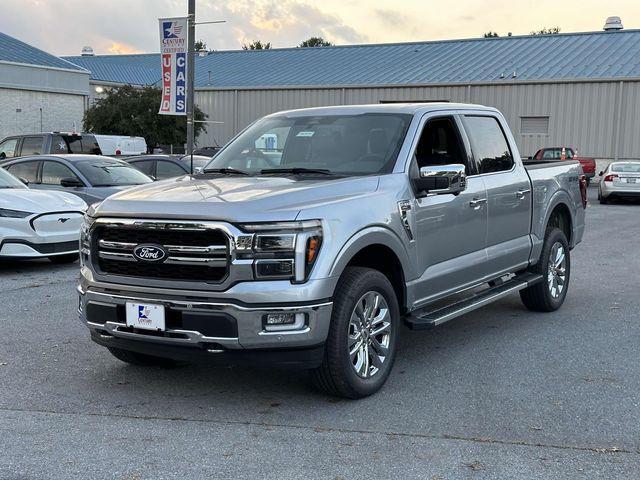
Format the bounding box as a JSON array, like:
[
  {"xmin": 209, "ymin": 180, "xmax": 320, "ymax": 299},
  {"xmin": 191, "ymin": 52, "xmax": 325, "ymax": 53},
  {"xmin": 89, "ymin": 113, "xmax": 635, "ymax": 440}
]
[{"xmin": 411, "ymin": 115, "xmax": 489, "ymax": 306}]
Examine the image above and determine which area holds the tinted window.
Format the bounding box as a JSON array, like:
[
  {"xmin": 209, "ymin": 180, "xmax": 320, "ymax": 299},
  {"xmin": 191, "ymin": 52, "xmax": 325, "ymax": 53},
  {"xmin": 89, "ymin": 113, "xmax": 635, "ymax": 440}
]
[
  {"xmin": 51, "ymin": 134, "xmax": 102, "ymax": 154},
  {"xmin": 0, "ymin": 168, "xmax": 27, "ymax": 189},
  {"xmin": 611, "ymin": 163, "xmax": 640, "ymax": 173},
  {"xmin": 415, "ymin": 117, "xmax": 466, "ymax": 171},
  {"xmin": 464, "ymin": 116, "xmax": 514, "ymax": 174},
  {"xmin": 0, "ymin": 138, "xmax": 18, "ymax": 158},
  {"xmin": 20, "ymin": 136, "xmax": 44, "ymax": 155},
  {"xmin": 131, "ymin": 160, "xmax": 155, "ymax": 176},
  {"xmin": 156, "ymin": 160, "xmax": 186, "ymax": 179},
  {"xmin": 41, "ymin": 161, "xmax": 79, "ymax": 185},
  {"xmin": 75, "ymin": 158, "xmax": 152, "ymax": 186},
  {"xmin": 6, "ymin": 161, "xmax": 39, "ymax": 183}
]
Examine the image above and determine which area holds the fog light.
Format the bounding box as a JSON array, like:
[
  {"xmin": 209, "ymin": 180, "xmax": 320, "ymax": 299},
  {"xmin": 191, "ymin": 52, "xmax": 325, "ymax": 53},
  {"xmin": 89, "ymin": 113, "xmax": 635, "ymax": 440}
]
[
  {"xmin": 263, "ymin": 312, "xmax": 306, "ymax": 331},
  {"xmin": 255, "ymin": 259, "xmax": 294, "ymax": 278}
]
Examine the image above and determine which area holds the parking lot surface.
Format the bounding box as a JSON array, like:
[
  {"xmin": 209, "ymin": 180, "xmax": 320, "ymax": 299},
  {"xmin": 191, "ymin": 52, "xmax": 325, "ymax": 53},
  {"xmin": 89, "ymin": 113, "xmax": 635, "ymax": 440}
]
[{"xmin": 1, "ymin": 187, "xmax": 639, "ymax": 479}]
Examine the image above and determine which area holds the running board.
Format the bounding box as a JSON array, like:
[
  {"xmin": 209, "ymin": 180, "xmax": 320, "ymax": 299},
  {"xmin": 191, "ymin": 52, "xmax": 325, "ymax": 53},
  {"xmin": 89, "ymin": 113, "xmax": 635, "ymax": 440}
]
[{"xmin": 405, "ymin": 272, "xmax": 543, "ymax": 330}]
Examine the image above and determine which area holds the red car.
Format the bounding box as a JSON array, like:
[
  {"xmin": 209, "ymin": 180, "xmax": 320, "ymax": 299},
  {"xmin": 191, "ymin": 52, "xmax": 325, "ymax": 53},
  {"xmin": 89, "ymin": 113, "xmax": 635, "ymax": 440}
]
[{"xmin": 533, "ymin": 147, "xmax": 596, "ymax": 184}]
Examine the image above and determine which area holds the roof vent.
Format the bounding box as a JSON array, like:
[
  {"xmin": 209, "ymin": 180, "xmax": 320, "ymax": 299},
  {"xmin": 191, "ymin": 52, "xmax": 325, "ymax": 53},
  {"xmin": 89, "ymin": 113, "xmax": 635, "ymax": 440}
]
[
  {"xmin": 603, "ymin": 16, "xmax": 623, "ymax": 31},
  {"xmin": 81, "ymin": 46, "xmax": 95, "ymax": 56}
]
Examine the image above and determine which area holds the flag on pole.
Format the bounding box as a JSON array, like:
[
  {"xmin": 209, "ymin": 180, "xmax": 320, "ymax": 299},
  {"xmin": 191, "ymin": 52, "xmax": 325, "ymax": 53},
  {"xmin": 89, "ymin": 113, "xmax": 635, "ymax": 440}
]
[{"xmin": 158, "ymin": 17, "xmax": 188, "ymax": 115}]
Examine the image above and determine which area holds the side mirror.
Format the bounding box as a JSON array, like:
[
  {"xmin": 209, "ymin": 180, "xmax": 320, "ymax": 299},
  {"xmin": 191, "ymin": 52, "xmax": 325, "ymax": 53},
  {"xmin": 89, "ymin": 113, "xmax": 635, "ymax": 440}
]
[
  {"xmin": 414, "ymin": 164, "xmax": 467, "ymax": 196},
  {"xmin": 19, "ymin": 177, "xmax": 29, "ymax": 185},
  {"xmin": 598, "ymin": 171, "xmax": 604, "ymax": 176},
  {"xmin": 60, "ymin": 177, "xmax": 84, "ymax": 188}
]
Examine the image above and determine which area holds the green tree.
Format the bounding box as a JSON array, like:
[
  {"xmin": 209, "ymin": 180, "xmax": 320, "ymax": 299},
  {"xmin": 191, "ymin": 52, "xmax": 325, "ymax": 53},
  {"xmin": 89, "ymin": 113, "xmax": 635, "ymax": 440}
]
[
  {"xmin": 530, "ymin": 27, "xmax": 561, "ymax": 35},
  {"xmin": 483, "ymin": 31, "xmax": 499, "ymax": 38},
  {"xmin": 194, "ymin": 39, "xmax": 207, "ymax": 51},
  {"xmin": 83, "ymin": 85, "xmax": 207, "ymax": 151},
  {"xmin": 298, "ymin": 36, "xmax": 333, "ymax": 47},
  {"xmin": 242, "ymin": 40, "xmax": 271, "ymax": 50}
]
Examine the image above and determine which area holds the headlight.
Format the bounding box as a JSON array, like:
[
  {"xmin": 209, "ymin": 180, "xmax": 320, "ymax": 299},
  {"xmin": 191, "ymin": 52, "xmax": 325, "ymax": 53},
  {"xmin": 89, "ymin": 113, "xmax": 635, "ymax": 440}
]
[
  {"xmin": 237, "ymin": 220, "xmax": 322, "ymax": 283},
  {"xmin": 0, "ymin": 208, "xmax": 33, "ymax": 218},
  {"xmin": 79, "ymin": 215, "xmax": 94, "ymax": 266}
]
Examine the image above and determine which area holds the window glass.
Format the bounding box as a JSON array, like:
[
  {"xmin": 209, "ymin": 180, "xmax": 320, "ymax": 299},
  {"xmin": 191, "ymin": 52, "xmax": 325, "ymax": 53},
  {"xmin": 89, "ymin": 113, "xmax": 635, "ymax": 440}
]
[
  {"xmin": 611, "ymin": 163, "xmax": 640, "ymax": 173},
  {"xmin": 51, "ymin": 134, "xmax": 102, "ymax": 154},
  {"xmin": 464, "ymin": 116, "xmax": 514, "ymax": 174},
  {"xmin": 41, "ymin": 161, "xmax": 79, "ymax": 185},
  {"xmin": 0, "ymin": 138, "xmax": 18, "ymax": 158},
  {"xmin": 414, "ymin": 117, "xmax": 465, "ymax": 171},
  {"xmin": 75, "ymin": 158, "xmax": 152, "ymax": 186},
  {"xmin": 6, "ymin": 161, "xmax": 39, "ymax": 183},
  {"xmin": 20, "ymin": 136, "xmax": 44, "ymax": 155},
  {"xmin": 156, "ymin": 160, "xmax": 186, "ymax": 179},
  {"xmin": 0, "ymin": 168, "xmax": 27, "ymax": 189},
  {"xmin": 130, "ymin": 160, "xmax": 155, "ymax": 176}
]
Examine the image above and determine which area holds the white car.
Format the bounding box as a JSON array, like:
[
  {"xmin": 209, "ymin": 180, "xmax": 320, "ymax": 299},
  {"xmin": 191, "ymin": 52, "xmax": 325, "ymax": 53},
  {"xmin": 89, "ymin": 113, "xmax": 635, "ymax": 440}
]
[
  {"xmin": 598, "ymin": 161, "xmax": 640, "ymax": 204},
  {"xmin": 0, "ymin": 167, "xmax": 87, "ymax": 262}
]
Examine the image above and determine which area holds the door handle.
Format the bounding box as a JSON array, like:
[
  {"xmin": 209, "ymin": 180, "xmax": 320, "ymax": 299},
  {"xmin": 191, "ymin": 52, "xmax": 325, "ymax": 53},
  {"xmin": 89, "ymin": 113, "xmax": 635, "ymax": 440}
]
[
  {"xmin": 469, "ymin": 197, "xmax": 487, "ymax": 209},
  {"xmin": 516, "ymin": 189, "xmax": 531, "ymax": 200}
]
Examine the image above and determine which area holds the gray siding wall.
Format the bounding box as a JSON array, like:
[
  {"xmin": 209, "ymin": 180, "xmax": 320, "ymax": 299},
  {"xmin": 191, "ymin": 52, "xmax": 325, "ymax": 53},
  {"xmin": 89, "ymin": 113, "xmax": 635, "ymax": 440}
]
[{"xmin": 195, "ymin": 80, "xmax": 639, "ymax": 160}]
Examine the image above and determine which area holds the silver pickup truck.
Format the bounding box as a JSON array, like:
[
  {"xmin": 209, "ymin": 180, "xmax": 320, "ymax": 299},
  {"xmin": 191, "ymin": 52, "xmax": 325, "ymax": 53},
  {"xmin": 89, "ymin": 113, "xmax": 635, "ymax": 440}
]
[{"xmin": 78, "ymin": 103, "xmax": 587, "ymax": 398}]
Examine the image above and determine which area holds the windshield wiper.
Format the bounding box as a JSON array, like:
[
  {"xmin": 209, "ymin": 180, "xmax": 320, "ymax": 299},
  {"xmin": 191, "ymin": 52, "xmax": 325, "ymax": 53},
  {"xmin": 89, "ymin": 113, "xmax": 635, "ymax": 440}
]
[
  {"xmin": 202, "ymin": 167, "xmax": 250, "ymax": 175},
  {"xmin": 260, "ymin": 168, "xmax": 333, "ymax": 175}
]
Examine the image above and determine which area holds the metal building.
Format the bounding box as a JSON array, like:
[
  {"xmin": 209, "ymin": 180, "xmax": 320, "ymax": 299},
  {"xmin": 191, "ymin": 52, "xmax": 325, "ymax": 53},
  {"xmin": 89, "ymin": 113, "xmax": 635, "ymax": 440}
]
[{"xmin": 66, "ymin": 28, "xmax": 640, "ymax": 160}]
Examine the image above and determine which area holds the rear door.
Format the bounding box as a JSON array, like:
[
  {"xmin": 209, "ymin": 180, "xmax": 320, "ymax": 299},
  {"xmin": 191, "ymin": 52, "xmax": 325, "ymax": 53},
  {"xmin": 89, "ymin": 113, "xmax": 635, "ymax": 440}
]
[
  {"xmin": 156, "ymin": 160, "xmax": 187, "ymax": 179},
  {"xmin": 18, "ymin": 136, "xmax": 45, "ymax": 156},
  {"xmin": 461, "ymin": 114, "xmax": 531, "ymax": 276}
]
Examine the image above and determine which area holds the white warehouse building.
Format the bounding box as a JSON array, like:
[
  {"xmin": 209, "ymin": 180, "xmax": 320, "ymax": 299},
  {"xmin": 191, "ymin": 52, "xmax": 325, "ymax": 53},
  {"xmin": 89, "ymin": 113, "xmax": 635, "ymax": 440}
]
[{"xmin": 66, "ymin": 24, "xmax": 640, "ymax": 161}]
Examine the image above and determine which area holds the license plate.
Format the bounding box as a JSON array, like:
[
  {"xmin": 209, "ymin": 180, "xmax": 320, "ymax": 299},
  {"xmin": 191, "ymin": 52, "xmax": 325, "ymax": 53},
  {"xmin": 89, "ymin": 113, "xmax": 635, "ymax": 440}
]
[
  {"xmin": 125, "ymin": 302, "xmax": 165, "ymax": 331},
  {"xmin": 627, "ymin": 178, "xmax": 637, "ymax": 183}
]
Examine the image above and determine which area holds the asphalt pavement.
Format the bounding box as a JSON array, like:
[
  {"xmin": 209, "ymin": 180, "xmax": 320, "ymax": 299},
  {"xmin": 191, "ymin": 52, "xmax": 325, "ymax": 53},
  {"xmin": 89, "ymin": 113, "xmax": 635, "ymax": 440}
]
[{"xmin": 1, "ymin": 187, "xmax": 639, "ymax": 479}]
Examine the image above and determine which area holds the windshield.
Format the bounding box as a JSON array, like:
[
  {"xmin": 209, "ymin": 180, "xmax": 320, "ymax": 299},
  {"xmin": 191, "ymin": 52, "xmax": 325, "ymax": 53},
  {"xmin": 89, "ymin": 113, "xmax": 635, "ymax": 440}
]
[
  {"xmin": 180, "ymin": 155, "xmax": 211, "ymax": 171},
  {"xmin": 0, "ymin": 167, "xmax": 26, "ymax": 189},
  {"xmin": 204, "ymin": 113, "xmax": 412, "ymax": 175},
  {"xmin": 611, "ymin": 163, "xmax": 640, "ymax": 173},
  {"xmin": 75, "ymin": 159, "xmax": 153, "ymax": 186}
]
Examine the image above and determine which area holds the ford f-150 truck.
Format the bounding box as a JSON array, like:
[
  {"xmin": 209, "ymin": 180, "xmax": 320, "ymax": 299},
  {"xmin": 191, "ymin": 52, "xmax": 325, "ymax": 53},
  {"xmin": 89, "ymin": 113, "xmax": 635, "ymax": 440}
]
[
  {"xmin": 531, "ymin": 147, "xmax": 596, "ymax": 184},
  {"xmin": 78, "ymin": 103, "xmax": 586, "ymax": 398}
]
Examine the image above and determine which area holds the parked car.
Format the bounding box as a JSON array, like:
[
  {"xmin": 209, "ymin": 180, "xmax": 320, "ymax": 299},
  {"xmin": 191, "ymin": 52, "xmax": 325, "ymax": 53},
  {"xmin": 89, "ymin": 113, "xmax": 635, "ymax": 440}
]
[
  {"xmin": 94, "ymin": 135, "xmax": 147, "ymax": 156},
  {"xmin": 597, "ymin": 161, "xmax": 640, "ymax": 204},
  {"xmin": 1, "ymin": 155, "xmax": 152, "ymax": 203},
  {"xmin": 0, "ymin": 166, "xmax": 86, "ymax": 263},
  {"xmin": 532, "ymin": 147, "xmax": 596, "ymax": 184},
  {"xmin": 0, "ymin": 132, "xmax": 102, "ymax": 159},
  {"xmin": 125, "ymin": 154, "xmax": 212, "ymax": 179},
  {"xmin": 78, "ymin": 103, "xmax": 586, "ymax": 398}
]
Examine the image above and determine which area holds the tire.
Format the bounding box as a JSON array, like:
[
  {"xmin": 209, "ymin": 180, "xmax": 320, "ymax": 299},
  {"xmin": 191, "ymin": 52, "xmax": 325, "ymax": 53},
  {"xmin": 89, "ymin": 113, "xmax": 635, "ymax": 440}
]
[
  {"xmin": 49, "ymin": 253, "xmax": 79, "ymax": 264},
  {"xmin": 311, "ymin": 267, "xmax": 400, "ymax": 399},
  {"xmin": 599, "ymin": 195, "xmax": 609, "ymax": 205},
  {"xmin": 107, "ymin": 347, "xmax": 181, "ymax": 367},
  {"xmin": 520, "ymin": 228, "xmax": 570, "ymax": 312}
]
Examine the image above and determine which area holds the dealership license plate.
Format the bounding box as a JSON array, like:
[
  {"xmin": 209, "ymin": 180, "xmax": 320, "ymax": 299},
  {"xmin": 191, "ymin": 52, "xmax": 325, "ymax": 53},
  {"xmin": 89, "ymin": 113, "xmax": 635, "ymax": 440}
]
[{"xmin": 125, "ymin": 302, "xmax": 165, "ymax": 331}]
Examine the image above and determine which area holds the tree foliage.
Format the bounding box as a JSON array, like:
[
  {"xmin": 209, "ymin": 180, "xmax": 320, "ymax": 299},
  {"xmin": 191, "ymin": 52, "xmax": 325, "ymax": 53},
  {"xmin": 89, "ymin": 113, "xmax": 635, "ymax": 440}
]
[
  {"xmin": 242, "ymin": 40, "xmax": 272, "ymax": 50},
  {"xmin": 194, "ymin": 39, "xmax": 207, "ymax": 51},
  {"xmin": 530, "ymin": 27, "xmax": 561, "ymax": 35},
  {"xmin": 83, "ymin": 85, "xmax": 207, "ymax": 151},
  {"xmin": 298, "ymin": 36, "xmax": 333, "ymax": 47},
  {"xmin": 483, "ymin": 31, "xmax": 499, "ymax": 38}
]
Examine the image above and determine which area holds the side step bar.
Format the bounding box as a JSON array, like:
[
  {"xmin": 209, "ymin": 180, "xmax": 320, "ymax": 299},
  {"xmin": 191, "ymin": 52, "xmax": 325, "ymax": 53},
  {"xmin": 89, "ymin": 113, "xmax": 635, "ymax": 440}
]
[{"xmin": 404, "ymin": 272, "xmax": 543, "ymax": 330}]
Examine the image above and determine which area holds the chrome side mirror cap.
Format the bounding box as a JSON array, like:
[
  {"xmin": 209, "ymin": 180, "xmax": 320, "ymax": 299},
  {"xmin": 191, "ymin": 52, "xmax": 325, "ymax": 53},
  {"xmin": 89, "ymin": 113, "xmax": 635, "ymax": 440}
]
[{"xmin": 415, "ymin": 164, "xmax": 467, "ymax": 195}]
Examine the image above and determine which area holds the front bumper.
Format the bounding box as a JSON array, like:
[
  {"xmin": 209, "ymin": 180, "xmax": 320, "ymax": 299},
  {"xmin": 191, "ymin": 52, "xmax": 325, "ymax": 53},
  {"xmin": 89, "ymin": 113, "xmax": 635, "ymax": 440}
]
[{"xmin": 78, "ymin": 282, "xmax": 333, "ymax": 366}]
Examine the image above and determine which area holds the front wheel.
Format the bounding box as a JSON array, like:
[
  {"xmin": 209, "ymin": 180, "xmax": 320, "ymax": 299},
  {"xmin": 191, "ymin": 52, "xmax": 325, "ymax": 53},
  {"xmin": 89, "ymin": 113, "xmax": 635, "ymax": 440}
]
[
  {"xmin": 520, "ymin": 228, "xmax": 570, "ymax": 312},
  {"xmin": 311, "ymin": 267, "xmax": 399, "ymax": 398}
]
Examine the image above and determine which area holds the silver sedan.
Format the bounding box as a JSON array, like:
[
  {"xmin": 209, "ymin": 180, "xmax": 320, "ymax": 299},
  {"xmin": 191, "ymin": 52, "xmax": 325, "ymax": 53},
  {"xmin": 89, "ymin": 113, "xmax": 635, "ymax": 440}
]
[{"xmin": 598, "ymin": 162, "xmax": 640, "ymax": 204}]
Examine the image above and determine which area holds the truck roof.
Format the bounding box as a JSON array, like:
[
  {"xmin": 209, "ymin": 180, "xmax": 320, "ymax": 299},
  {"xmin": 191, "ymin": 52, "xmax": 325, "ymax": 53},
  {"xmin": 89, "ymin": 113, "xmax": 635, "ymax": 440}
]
[{"xmin": 271, "ymin": 102, "xmax": 498, "ymax": 117}]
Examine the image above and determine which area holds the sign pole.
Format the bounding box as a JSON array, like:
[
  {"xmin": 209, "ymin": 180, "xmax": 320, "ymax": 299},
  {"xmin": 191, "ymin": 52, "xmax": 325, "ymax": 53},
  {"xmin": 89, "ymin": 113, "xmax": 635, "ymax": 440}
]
[{"xmin": 186, "ymin": 0, "xmax": 196, "ymax": 173}]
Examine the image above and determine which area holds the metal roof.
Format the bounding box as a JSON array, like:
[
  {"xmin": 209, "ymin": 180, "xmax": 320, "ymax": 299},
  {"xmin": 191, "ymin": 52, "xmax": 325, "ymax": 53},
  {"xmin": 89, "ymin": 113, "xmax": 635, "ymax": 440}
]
[
  {"xmin": 0, "ymin": 31, "xmax": 87, "ymax": 71},
  {"xmin": 63, "ymin": 30, "xmax": 640, "ymax": 89}
]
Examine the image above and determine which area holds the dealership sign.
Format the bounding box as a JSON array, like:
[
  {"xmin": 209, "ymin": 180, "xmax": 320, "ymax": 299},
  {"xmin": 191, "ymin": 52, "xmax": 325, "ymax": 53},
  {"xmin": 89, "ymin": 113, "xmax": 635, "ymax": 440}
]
[{"xmin": 158, "ymin": 17, "xmax": 188, "ymax": 115}]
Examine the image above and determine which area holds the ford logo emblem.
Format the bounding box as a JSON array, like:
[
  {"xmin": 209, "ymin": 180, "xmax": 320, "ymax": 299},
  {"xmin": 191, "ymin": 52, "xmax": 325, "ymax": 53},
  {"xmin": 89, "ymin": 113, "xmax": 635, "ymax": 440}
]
[{"xmin": 133, "ymin": 244, "xmax": 168, "ymax": 263}]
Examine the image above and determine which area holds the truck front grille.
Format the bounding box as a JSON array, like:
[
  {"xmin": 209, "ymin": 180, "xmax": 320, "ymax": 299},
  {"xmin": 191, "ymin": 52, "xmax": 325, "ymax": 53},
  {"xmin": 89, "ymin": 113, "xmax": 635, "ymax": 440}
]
[{"xmin": 93, "ymin": 224, "xmax": 229, "ymax": 283}]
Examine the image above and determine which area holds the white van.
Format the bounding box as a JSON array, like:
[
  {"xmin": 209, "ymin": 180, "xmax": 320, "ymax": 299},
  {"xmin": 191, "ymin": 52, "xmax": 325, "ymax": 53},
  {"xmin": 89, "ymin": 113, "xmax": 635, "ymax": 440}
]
[{"xmin": 94, "ymin": 135, "xmax": 147, "ymax": 156}]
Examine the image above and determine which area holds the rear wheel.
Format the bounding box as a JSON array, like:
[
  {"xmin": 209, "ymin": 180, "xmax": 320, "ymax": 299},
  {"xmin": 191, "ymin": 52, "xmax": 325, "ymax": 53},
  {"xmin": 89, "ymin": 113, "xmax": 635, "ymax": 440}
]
[
  {"xmin": 49, "ymin": 253, "xmax": 79, "ymax": 264},
  {"xmin": 107, "ymin": 347, "xmax": 181, "ymax": 367},
  {"xmin": 311, "ymin": 267, "xmax": 399, "ymax": 398},
  {"xmin": 520, "ymin": 228, "xmax": 570, "ymax": 312},
  {"xmin": 599, "ymin": 194, "xmax": 609, "ymax": 204}
]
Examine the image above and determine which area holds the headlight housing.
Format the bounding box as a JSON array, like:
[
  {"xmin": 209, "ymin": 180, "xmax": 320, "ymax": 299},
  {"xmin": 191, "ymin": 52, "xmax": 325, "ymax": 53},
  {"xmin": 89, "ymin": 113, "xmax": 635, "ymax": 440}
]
[
  {"xmin": 79, "ymin": 214, "xmax": 94, "ymax": 266},
  {"xmin": 237, "ymin": 220, "xmax": 322, "ymax": 283},
  {"xmin": 0, "ymin": 208, "xmax": 33, "ymax": 218}
]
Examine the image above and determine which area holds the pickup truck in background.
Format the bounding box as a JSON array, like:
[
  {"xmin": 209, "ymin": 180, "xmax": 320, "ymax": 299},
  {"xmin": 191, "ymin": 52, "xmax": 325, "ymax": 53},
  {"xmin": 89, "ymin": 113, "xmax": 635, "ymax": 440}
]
[
  {"xmin": 78, "ymin": 103, "xmax": 586, "ymax": 398},
  {"xmin": 532, "ymin": 147, "xmax": 596, "ymax": 184}
]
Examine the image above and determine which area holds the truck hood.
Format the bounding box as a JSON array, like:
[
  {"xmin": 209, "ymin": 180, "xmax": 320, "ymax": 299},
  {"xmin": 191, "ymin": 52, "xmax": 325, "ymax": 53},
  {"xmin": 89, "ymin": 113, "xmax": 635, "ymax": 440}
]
[
  {"xmin": 0, "ymin": 188, "xmax": 86, "ymax": 214},
  {"xmin": 95, "ymin": 174, "xmax": 379, "ymax": 222}
]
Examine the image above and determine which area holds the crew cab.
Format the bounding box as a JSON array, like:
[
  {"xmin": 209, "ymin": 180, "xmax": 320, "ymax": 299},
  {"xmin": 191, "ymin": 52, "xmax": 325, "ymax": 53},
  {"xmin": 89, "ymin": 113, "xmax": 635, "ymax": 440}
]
[
  {"xmin": 532, "ymin": 147, "xmax": 596, "ymax": 184},
  {"xmin": 78, "ymin": 104, "xmax": 586, "ymax": 398},
  {"xmin": 0, "ymin": 132, "xmax": 102, "ymax": 160}
]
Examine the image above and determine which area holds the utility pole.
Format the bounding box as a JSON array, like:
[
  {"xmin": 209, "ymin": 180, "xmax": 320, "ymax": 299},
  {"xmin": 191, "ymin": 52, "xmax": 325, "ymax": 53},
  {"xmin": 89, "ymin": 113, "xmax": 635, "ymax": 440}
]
[{"xmin": 186, "ymin": 0, "xmax": 196, "ymax": 173}]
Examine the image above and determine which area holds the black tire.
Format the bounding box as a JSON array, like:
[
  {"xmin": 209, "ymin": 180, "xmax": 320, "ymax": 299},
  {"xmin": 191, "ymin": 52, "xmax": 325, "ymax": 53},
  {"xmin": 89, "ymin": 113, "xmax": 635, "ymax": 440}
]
[
  {"xmin": 599, "ymin": 195, "xmax": 609, "ymax": 205},
  {"xmin": 520, "ymin": 228, "xmax": 570, "ymax": 312},
  {"xmin": 48, "ymin": 253, "xmax": 79, "ymax": 264},
  {"xmin": 107, "ymin": 347, "xmax": 181, "ymax": 367},
  {"xmin": 311, "ymin": 267, "xmax": 400, "ymax": 399}
]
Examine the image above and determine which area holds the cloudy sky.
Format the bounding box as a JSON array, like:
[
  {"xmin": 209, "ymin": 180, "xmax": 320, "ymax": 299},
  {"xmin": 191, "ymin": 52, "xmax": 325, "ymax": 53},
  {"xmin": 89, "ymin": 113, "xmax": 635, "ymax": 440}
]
[{"xmin": 1, "ymin": 0, "xmax": 638, "ymax": 55}]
